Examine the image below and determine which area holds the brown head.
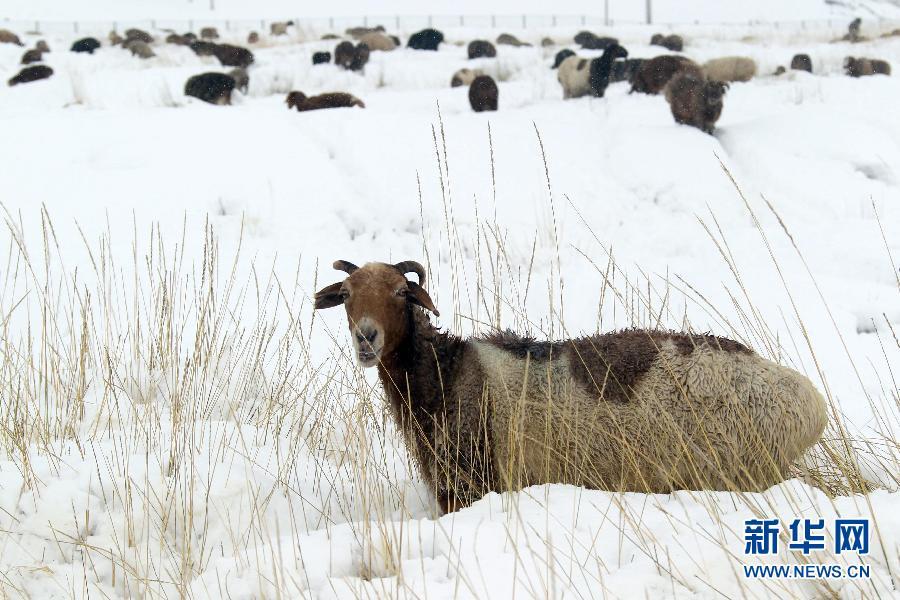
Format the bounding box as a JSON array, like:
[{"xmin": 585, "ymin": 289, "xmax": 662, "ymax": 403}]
[
  {"xmin": 314, "ymin": 260, "xmax": 439, "ymax": 367},
  {"xmin": 286, "ymin": 91, "xmax": 307, "ymax": 109}
]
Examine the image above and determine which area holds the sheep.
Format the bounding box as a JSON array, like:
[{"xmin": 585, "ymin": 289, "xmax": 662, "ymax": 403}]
[
  {"xmin": 610, "ymin": 58, "xmax": 644, "ymax": 83},
  {"xmin": 359, "ymin": 32, "xmax": 397, "ymax": 51},
  {"xmin": 541, "ymin": 37, "xmax": 555, "ymax": 47},
  {"xmin": 790, "ymin": 54, "xmax": 813, "ymax": 73},
  {"xmin": 285, "ymin": 91, "xmax": 365, "ymax": 111},
  {"xmin": 189, "ymin": 40, "xmax": 217, "ymax": 56},
  {"xmin": 702, "ymin": 56, "xmax": 757, "ymax": 83},
  {"xmin": 334, "ymin": 41, "xmax": 369, "ymax": 71},
  {"xmin": 166, "ymin": 33, "xmax": 192, "ymax": 45},
  {"xmin": 468, "ymin": 40, "xmax": 497, "ymax": 59},
  {"xmin": 124, "ymin": 39, "xmax": 155, "ymax": 59},
  {"xmin": 312, "ymin": 51, "xmax": 332, "ymax": 65},
  {"xmin": 451, "ymin": 68, "xmax": 482, "ymax": 87},
  {"xmin": 184, "ymin": 72, "xmax": 236, "ymax": 105},
  {"xmin": 35, "ymin": 40, "xmax": 50, "ymax": 53},
  {"xmin": 314, "ymin": 260, "xmax": 828, "ymax": 513},
  {"xmin": 631, "ymin": 55, "xmax": 702, "ymax": 94},
  {"xmin": 557, "ymin": 44, "xmax": 628, "ymax": 99},
  {"xmin": 21, "ymin": 49, "xmax": 44, "ymax": 64},
  {"xmin": 574, "ymin": 31, "xmax": 618, "ymax": 50},
  {"xmin": 321, "ymin": 33, "xmax": 341, "ymax": 40},
  {"xmin": 200, "ymin": 27, "xmax": 220, "ymax": 40},
  {"xmin": 665, "ymin": 72, "xmax": 728, "ymax": 134},
  {"xmin": 650, "ymin": 33, "xmax": 684, "ymax": 52},
  {"xmin": 71, "ymin": 37, "xmax": 102, "ymax": 54},
  {"xmin": 469, "ymin": 75, "xmax": 498, "ymax": 112},
  {"xmin": 844, "ymin": 56, "xmax": 891, "ymax": 77},
  {"xmin": 347, "ymin": 25, "xmax": 385, "ymax": 39},
  {"xmin": 8, "ymin": 65, "xmax": 53, "ymax": 86},
  {"xmin": 496, "ymin": 33, "xmax": 530, "ymax": 47},
  {"xmin": 407, "ymin": 28, "xmax": 443, "ymax": 50},
  {"xmin": 125, "ymin": 28, "xmax": 154, "ymax": 44},
  {"xmin": 0, "ymin": 29, "xmax": 24, "ymax": 46},
  {"xmin": 228, "ymin": 67, "xmax": 249, "ymax": 93},
  {"xmin": 247, "ymin": 31, "xmax": 260, "ymax": 44},
  {"xmin": 843, "ymin": 17, "xmax": 864, "ymax": 42},
  {"xmin": 552, "ymin": 48, "xmax": 576, "ymax": 69},
  {"xmin": 212, "ymin": 44, "xmax": 255, "ymax": 68},
  {"xmin": 270, "ymin": 21, "xmax": 294, "ymax": 36},
  {"xmin": 108, "ymin": 31, "xmax": 124, "ymax": 46}
]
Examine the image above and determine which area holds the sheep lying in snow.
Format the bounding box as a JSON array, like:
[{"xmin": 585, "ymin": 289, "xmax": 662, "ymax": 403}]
[
  {"xmin": 125, "ymin": 28, "xmax": 153, "ymax": 44},
  {"xmin": 247, "ymin": 31, "xmax": 260, "ymax": 44},
  {"xmin": 35, "ymin": 40, "xmax": 50, "ymax": 52},
  {"xmin": 312, "ymin": 51, "xmax": 331, "ymax": 65},
  {"xmin": 212, "ymin": 44, "xmax": 255, "ymax": 68},
  {"xmin": 109, "ymin": 31, "xmax": 124, "ymax": 46},
  {"xmin": 558, "ymin": 44, "xmax": 628, "ymax": 99},
  {"xmin": 468, "ymin": 40, "xmax": 497, "ymax": 59},
  {"xmin": 552, "ymin": 48, "xmax": 576, "ymax": 69},
  {"xmin": 631, "ymin": 55, "xmax": 702, "ymax": 94},
  {"xmin": 21, "ymin": 49, "xmax": 44, "ymax": 64},
  {"xmin": 496, "ymin": 33, "xmax": 529, "ymax": 47},
  {"xmin": 166, "ymin": 33, "xmax": 192, "ymax": 45},
  {"xmin": 124, "ymin": 39, "xmax": 155, "ymax": 59},
  {"xmin": 650, "ymin": 33, "xmax": 684, "ymax": 52},
  {"xmin": 270, "ymin": 21, "xmax": 294, "ymax": 36},
  {"xmin": 189, "ymin": 40, "xmax": 217, "ymax": 56},
  {"xmin": 574, "ymin": 31, "xmax": 618, "ymax": 50},
  {"xmin": 71, "ymin": 37, "xmax": 102, "ymax": 54},
  {"xmin": 844, "ymin": 56, "xmax": 891, "ymax": 76},
  {"xmin": 8, "ymin": 65, "xmax": 54, "ymax": 86},
  {"xmin": 665, "ymin": 72, "xmax": 728, "ymax": 134},
  {"xmin": 0, "ymin": 29, "xmax": 24, "ymax": 46},
  {"xmin": 285, "ymin": 91, "xmax": 365, "ymax": 111},
  {"xmin": 229, "ymin": 68, "xmax": 249, "ymax": 93},
  {"xmin": 407, "ymin": 28, "xmax": 443, "ymax": 50},
  {"xmin": 359, "ymin": 32, "xmax": 397, "ymax": 51},
  {"xmin": 185, "ymin": 72, "xmax": 236, "ymax": 105},
  {"xmin": 347, "ymin": 25, "xmax": 385, "ymax": 39},
  {"xmin": 469, "ymin": 75, "xmax": 498, "ymax": 111},
  {"xmin": 451, "ymin": 68, "xmax": 482, "ymax": 87},
  {"xmin": 702, "ymin": 56, "xmax": 757, "ymax": 82},
  {"xmin": 200, "ymin": 27, "xmax": 219, "ymax": 40},
  {"xmin": 791, "ymin": 54, "xmax": 813, "ymax": 73},
  {"xmin": 315, "ymin": 261, "xmax": 828, "ymax": 513}
]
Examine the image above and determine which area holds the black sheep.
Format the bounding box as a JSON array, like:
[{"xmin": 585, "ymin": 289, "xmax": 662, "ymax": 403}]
[
  {"xmin": 189, "ymin": 40, "xmax": 217, "ymax": 56},
  {"xmin": 790, "ymin": 54, "xmax": 813, "ymax": 73},
  {"xmin": 71, "ymin": 37, "xmax": 102, "ymax": 54},
  {"xmin": 467, "ymin": 40, "xmax": 496, "ymax": 59},
  {"xmin": 589, "ymin": 44, "xmax": 628, "ymax": 97},
  {"xmin": 407, "ymin": 28, "xmax": 443, "ymax": 50},
  {"xmin": 184, "ymin": 72, "xmax": 236, "ymax": 105},
  {"xmin": 312, "ymin": 51, "xmax": 331, "ymax": 65},
  {"xmin": 334, "ymin": 41, "xmax": 369, "ymax": 71},
  {"xmin": 574, "ymin": 31, "xmax": 618, "ymax": 50},
  {"xmin": 8, "ymin": 65, "xmax": 53, "ymax": 86},
  {"xmin": 468, "ymin": 75, "xmax": 498, "ymax": 112},
  {"xmin": 610, "ymin": 58, "xmax": 644, "ymax": 83},
  {"xmin": 212, "ymin": 44, "xmax": 255, "ymax": 68},
  {"xmin": 552, "ymin": 48, "xmax": 576, "ymax": 69}
]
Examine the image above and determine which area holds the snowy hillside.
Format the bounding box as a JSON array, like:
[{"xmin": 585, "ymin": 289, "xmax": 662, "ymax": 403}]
[{"xmin": 0, "ymin": 11, "xmax": 898, "ymax": 600}]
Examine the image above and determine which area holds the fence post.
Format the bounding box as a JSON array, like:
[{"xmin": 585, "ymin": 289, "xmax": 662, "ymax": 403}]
[
  {"xmin": 364, "ymin": 15, "xmax": 368, "ymax": 27},
  {"xmin": 428, "ymin": 15, "xmax": 433, "ymax": 27},
  {"xmin": 34, "ymin": 20, "xmax": 40, "ymax": 33},
  {"xmin": 459, "ymin": 15, "xmax": 464, "ymax": 26},
  {"xmin": 395, "ymin": 15, "xmax": 400, "ymax": 30},
  {"xmin": 74, "ymin": 21, "xmax": 79, "ymax": 33},
  {"xmin": 522, "ymin": 15, "xmax": 527, "ymax": 28},
  {"xmin": 646, "ymin": 0, "xmax": 652, "ymax": 24},
  {"xmin": 604, "ymin": 0, "xmax": 609, "ymax": 26},
  {"xmin": 580, "ymin": 15, "xmax": 586, "ymax": 26},
  {"xmin": 491, "ymin": 15, "xmax": 496, "ymax": 28}
]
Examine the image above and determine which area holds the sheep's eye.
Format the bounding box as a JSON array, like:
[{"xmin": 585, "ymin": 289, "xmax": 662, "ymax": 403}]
[
  {"xmin": 396, "ymin": 288, "xmax": 408, "ymax": 297},
  {"xmin": 339, "ymin": 289, "xmax": 350, "ymax": 299}
]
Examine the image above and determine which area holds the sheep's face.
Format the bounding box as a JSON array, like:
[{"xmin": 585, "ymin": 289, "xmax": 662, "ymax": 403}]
[{"xmin": 314, "ymin": 261, "xmax": 439, "ymax": 368}]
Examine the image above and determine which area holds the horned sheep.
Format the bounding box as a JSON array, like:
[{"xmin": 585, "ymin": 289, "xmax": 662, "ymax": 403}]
[
  {"xmin": 314, "ymin": 261, "xmax": 828, "ymax": 513},
  {"xmin": 702, "ymin": 56, "xmax": 757, "ymax": 82}
]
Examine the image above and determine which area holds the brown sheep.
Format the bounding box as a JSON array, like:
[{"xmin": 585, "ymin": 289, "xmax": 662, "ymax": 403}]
[
  {"xmin": 650, "ymin": 33, "xmax": 684, "ymax": 52},
  {"xmin": 314, "ymin": 261, "xmax": 827, "ymax": 513},
  {"xmin": 200, "ymin": 27, "xmax": 219, "ymax": 40},
  {"xmin": 21, "ymin": 49, "xmax": 44, "ymax": 64},
  {"xmin": 0, "ymin": 29, "xmax": 24, "ymax": 46},
  {"xmin": 108, "ymin": 31, "xmax": 124, "ymax": 46},
  {"xmin": 35, "ymin": 40, "xmax": 50, "ymax": 53},
  {"xmin": 166, "ymin": 33, "xmax": 191, "ymax": 45},
  {"xmin": 631, "ymin": 55, "xmax": 702, "ymax": 94},
  {"xmin": 247, "ymin": 31, "xmax": 260, "ymax": 44},
  {"xmin": 467, "ymin": 40, "xmax": 497, "ymax": 59},
  {"xmin": 229, "ymin": 67, "xmax": 249, "ymax": 93},
  {"xmin": 124, "ymin": 39, "xmax": 155, "ymax": 59},
  {"xmin": 790, "ymin": 54, "xmax": 813, "ymax": 73},
  {"xmin": 125, "ymin": 28, "xmax": 153, "ymax": 44},
  {"xmin": 469, "ymin": 75, "xmax": 498, "ymax": 112},
  {"xmin": 844, "ymin": 56, "xmax": 891, "ymax": 77},
  {"xmin": 8, "ymin": 65, "xmax": 53, "ymax": 86},
  {"xmin": 665, "ymin": 72, "xmax": 728, "ymax": 134},
  {"xmin": 496, "ymin": 33, "xmax": 530, "ymax": 47},
  {"xmin": 347, "ymin": 25, "xmax": 385, "ymax": 39},
  {"xmin": 334, "ymin": 41, "xmax": 369, "ymax": 71},
  {"xmin": 285, "ymin": 91, "xmax": 365, "ymax": 111},
  {"xmin": 359, "ymin": 32, "xmax": 397, "ymax": 51}
]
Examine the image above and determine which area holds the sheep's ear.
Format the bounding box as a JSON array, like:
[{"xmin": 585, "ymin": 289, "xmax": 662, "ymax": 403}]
[
  {"xmin": 407, "ymin": 282, "xmax": 440, "ymax": 317},
  {"xmin": 314, "ymin": 282, "xmax": 345, "ymax": 309}
]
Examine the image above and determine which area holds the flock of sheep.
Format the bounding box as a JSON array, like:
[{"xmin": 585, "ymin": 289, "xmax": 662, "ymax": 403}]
[{"xmin": 1, "ymin": 16, "xmax": 896, "ymax": 129}]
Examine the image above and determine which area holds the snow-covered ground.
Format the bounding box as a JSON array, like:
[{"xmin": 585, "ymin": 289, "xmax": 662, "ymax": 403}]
[{"xmin": 0, "ymin": 12, "xmax": 898, "ymax": 600}]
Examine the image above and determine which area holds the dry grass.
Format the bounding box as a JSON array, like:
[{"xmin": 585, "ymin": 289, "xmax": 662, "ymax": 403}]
[{"xmin": 0, "ymin": 127, "xmax": 896, "ymax": 598}]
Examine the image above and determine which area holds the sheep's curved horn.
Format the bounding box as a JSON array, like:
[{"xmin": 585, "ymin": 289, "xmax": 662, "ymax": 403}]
[
  {"xmin": 393, "ymin": 261, "xmax": 426, "ymax": 285},
  {"xmin": 333, "ymin": 260, "xmax": 358, "ymax": 275}
]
